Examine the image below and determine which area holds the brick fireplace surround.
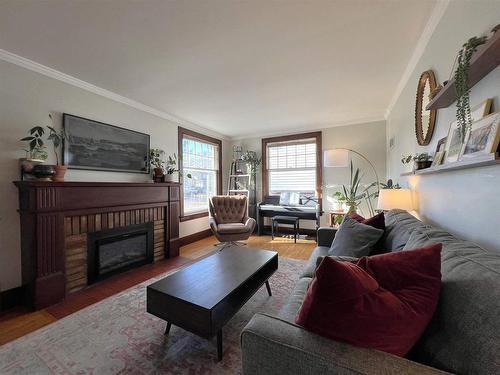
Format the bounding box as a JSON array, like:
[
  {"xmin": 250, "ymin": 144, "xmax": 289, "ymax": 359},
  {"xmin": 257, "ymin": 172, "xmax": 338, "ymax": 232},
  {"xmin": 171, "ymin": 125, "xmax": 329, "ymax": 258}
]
[{"xmin": 14, "ymin": 181, "xmax": 181, "ymax": 310}]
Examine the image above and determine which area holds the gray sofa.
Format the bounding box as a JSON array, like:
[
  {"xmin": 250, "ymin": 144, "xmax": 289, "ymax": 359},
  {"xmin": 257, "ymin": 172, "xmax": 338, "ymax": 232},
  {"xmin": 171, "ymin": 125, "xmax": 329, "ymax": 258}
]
[{"xmin": 241, "ymin": 209, "xmax": 500, "ymax": 375}]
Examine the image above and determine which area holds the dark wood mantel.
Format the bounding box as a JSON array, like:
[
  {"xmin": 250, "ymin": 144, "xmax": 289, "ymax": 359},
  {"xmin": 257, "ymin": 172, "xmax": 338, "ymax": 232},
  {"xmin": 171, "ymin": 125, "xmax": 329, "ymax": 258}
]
[{"xmin": 14, "ymin": 181, "xmax": 181, "ymax": 309}]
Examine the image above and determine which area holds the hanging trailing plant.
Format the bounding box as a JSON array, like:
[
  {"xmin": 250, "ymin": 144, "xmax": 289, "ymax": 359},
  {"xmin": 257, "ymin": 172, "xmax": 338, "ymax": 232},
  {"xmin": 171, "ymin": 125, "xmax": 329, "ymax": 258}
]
[{"xmin": 454, "ymin": 35, "xmax": 487, "ymax": 141}]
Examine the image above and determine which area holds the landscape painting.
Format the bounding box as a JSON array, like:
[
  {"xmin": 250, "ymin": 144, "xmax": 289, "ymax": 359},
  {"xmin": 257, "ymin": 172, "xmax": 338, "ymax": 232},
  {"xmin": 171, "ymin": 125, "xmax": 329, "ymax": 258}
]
[{"xmin": 63, "ymin": 114, "xmax": 150, "ymax": 173}]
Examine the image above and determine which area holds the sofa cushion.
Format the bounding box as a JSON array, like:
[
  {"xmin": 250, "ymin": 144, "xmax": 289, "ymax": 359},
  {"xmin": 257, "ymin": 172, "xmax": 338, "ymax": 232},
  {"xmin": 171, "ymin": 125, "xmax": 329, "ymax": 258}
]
[
  {"xmin": 404, "ymin": 226, "xmax": 500, "ymax": 375},
  {"xmin": 278, "ymin": 277, "xmax": 312, "ymax": 323},
  {"xmin": 217, "ymin": 223, "xmax": 248, "ymax": 234},
  {"xmin": 296, "ymin": 244, "xmax": 442, "ymax": 357},
  {"xmin": 300, "ymin": 246, "xmax": 330, "ymax": 278},
  {"xmin": 381, "ymin": 209, "xmax": 429, "ymax": 251},
  {"xmin": 329, "ymin": 216, "xmax": 383, "ymax": 257},
  {"xmin": 349, "ymin": 211, "xmax": 385, "ymax": 231}
]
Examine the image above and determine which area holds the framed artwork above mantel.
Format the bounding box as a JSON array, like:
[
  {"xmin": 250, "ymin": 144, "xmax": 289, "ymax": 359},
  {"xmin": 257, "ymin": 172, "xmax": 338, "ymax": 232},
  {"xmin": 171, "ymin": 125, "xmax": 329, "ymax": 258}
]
[{"xmin": 63, "ymin": 114, "xmax": 150, "ymax": 174}]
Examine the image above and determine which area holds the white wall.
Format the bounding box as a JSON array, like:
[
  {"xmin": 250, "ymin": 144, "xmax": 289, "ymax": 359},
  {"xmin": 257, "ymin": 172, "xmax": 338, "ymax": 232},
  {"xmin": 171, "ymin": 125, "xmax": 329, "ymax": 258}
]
[
  {"xmin": 0, "ymin": 60, "xmax": 229, "ymax": 291},
  {"xmin": 386, "ymin": 1, "xmax": 500, "ymax": 252},
  {"xmin": 232, "ymin": 120, "xmax": 387, "ymax": 228}
]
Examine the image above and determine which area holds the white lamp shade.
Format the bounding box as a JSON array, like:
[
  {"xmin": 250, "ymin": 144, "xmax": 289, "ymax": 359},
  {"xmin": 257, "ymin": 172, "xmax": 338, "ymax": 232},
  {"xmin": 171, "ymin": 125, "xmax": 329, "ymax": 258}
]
[
  {"xmin": 324, "ymin": 149, "xmax": 349, "ymax": 167},
  {"xmin": 377, "ymin": 189, "xmax": 414, "ymax": 211}
]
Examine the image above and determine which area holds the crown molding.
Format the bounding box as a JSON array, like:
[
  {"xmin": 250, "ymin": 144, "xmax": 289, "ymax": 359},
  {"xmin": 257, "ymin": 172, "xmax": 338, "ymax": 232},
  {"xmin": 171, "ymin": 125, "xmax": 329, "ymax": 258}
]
[
  {"xmin": 384, "ymin": 0, "xmax": 450, "ymax": 119},
  {"xmin": 0, "ymin": 48, "xmax": 229, "ymax": 140},
  {"xmin": 230, "ymin": 114, "xmax": 386, "ymax": 141}
]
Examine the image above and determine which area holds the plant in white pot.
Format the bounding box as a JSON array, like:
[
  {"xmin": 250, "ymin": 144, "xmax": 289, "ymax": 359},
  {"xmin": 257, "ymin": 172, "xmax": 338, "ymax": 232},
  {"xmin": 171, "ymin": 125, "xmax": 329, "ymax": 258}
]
[
  {"xmin": 19, "ymin": 126, "xmax": 48, "ymax": 172},
  {"xmin": 47, "ymin": 114, "xmax": 68, "ymax": 181},
  {"xmin": 164, "ymin": 153, "xmax": 191, "ymax": 182}
]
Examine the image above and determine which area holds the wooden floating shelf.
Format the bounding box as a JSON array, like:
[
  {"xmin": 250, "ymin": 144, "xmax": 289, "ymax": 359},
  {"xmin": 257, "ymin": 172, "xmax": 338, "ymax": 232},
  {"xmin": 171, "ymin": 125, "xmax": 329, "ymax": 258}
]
[
  {"xmin": 426, "ymin": 29, "xmax": 500, "ymax": 110},
  {"xmin": 401, "ymin": 153, "xmax": 500, "ymax": 176}
]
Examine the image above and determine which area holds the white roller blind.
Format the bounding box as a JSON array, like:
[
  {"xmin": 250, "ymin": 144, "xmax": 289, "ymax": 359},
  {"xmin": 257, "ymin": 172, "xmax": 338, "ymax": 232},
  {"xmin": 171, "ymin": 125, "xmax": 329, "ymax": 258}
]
[{"xmin": 267, "ymin": 140, "xmax": 316, "ymax": 193}]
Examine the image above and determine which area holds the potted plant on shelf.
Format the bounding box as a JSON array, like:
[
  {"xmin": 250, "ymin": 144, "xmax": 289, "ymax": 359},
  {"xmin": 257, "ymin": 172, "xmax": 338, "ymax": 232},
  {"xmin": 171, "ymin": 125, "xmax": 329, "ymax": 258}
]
[
  {"xmin": 19, "ymin": 126, "xmax": 48, "ymax": 173},
  {"xmin": 149, "ymin": 148, "xmax": 165, "ymax": 182},
  {"xmin": 164, "ymin": 153, "xmax": 191, "ymax": 182},
  {"xmin": 402, "ymin": 152, "xmax": 433, "ymax": 170},
  {"xmin": 47, "ymin": 114, "xmax": 68, "ymax": 181}
]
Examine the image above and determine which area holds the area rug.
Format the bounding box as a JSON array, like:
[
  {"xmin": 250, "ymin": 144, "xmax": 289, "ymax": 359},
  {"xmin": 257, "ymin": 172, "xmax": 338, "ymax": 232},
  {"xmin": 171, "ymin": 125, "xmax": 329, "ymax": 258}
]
[{"xmin": 0, "ymin": 257, "xmax": 305, "ymax": 374}]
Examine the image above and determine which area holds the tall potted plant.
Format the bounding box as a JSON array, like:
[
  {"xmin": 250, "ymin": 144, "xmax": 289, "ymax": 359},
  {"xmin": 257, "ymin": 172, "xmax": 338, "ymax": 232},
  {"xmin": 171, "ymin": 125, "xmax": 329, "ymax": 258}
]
[{"xmin": 47, "ymin": 114, "xmax": 68, "ymax": 181}]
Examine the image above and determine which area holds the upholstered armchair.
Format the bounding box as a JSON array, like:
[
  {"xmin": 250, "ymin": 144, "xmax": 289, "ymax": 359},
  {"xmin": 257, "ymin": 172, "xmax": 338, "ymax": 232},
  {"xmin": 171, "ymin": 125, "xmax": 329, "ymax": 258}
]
[{"xmin": 209, "ymin": 195, "xmax": 256, "ymax": 245}]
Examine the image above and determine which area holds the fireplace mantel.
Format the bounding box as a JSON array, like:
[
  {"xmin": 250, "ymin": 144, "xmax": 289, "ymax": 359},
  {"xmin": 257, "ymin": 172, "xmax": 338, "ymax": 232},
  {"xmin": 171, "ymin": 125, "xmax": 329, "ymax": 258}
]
[{"xmin": 14, "ymin": 181, "xmax": 181, "ymax": 309}]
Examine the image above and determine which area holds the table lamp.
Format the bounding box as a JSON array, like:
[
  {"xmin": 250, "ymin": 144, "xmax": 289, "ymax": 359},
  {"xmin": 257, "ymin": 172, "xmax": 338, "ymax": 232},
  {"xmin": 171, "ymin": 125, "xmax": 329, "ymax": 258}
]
[{"xmin": 377, "ymin": 189, "xmax": 414, "ymax": 211}]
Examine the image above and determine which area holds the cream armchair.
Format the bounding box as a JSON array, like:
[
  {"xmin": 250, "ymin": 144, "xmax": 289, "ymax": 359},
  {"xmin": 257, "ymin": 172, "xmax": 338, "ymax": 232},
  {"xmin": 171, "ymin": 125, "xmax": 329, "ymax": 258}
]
[{"xmin": 209, "ymin": 195, "xmax": 256, "ymax": 246}]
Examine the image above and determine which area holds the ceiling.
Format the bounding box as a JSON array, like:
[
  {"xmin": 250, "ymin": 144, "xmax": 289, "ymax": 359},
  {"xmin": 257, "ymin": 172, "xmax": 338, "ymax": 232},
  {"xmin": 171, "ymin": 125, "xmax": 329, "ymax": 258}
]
[{"xmin": 0, "ymin": 0, "xmax": 437, "ymax": 138}]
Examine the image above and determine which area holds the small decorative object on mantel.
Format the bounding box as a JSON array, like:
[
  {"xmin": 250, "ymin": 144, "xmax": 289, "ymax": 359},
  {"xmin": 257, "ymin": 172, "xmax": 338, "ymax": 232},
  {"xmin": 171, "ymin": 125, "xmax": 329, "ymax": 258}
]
[
  {"xmin": 459, "ymin": 112, "xmax": 500, "ymax": 160},
  {"xmin": 31, "ymin": 164, "xmax": 56, "ymax": 181},
  {"xmin": 47, "ymin": 114, "xmax": 68, "ymax": 182},
  {"xmin": 149, "ymin": 148, "xmax": 165, "ymax": 182},
  {"xmin": 402, "ymin": 153, "xmax": 433, "ymax": 171},
  {"xmin": 19, "ymin": 125, "xmax": 48, "ymax": 177},
  {"xmin": 415, "ymin": 70, "xmax": 438, "ymax": 145},
  {"xmin": 444, "ymin": 99, "xmax": 493, "ymax": 163}
]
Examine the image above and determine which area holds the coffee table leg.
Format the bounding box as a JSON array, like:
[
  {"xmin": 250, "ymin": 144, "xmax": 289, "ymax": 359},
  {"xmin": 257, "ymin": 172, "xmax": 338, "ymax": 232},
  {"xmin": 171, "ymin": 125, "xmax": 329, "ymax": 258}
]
[
  {"xmin": 164, "ymin": 322, "xmax": 172, "ymax": 335},
  {"xmin": 217, "ymin": 330, "xmax": 223, "ymax": 361},
  {"xmin": 265, "ymin": 280, "xmax": 272, "ymax": 296}
]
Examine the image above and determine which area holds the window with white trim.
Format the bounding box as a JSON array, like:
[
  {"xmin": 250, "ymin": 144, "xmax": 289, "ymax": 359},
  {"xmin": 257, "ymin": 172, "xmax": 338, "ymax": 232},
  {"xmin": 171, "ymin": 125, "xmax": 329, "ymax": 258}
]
[
  {"xmin": 267, "ymin": 139, "xmax": 317, "ymax": 194},
  {"xmin": 180, "ymin": 131, "xmax": 220, "ymax": 216}
]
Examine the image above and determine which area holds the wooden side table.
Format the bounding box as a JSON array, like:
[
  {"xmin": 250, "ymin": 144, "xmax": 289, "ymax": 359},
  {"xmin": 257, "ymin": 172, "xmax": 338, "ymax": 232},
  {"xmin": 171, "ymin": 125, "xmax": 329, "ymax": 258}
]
[{"xmin": 328, "ymin": 210, "xmax": 346, "ymax": 227}]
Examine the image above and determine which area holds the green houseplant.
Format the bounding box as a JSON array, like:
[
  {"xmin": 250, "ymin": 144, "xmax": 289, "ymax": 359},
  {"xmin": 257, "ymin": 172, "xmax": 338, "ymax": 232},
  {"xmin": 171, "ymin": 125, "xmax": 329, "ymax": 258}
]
[
  {"xmin": 19, "ymin": 126, "xmax": 48, "ymax": 172},
  {"xmin": 455, "ymin": 35, "xmax": 487, "ymax": 141},
  {"xmin": 402, "ymin": 152, "xmax": 433, "ymax": 170},
  {"xmin": 149, "ymin": 148, "xmax": 165, "ymax": 181},
  {"xmin": 164, "ymin": 153, "xmax": 191, "ymax": 182},
  {"xmin": 331, "ymin": 161, "xmax": 367, "ymax": 215}
]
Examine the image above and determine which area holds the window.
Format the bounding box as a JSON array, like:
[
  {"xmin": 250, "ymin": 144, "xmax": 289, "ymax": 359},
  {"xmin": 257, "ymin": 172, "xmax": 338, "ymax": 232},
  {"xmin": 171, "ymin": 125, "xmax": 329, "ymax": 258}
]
[
  {"xmin": 262, "ymin": 132, "xmax": 322, "ymax": 198},
  {"xmin": 178, "ymin": 127, "xmax": 222, "ymax": 220}
]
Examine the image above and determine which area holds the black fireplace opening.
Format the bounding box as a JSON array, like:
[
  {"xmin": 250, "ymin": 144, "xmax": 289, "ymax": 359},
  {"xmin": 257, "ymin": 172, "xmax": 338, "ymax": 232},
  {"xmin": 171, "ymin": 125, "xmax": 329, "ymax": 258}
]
[{"xmin": 87, "ymin": 222, "xmax": 154, "ymax": 284}]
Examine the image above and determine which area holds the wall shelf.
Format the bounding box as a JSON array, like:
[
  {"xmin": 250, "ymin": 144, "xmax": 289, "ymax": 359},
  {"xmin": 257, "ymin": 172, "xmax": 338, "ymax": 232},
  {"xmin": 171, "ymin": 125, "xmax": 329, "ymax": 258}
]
[
  {"xmin": 400, "ymin": 153, "xmax": 500, "ymax": 176},
  {"xmin": 426, "ymin": 29, "xmax": 500, "ymax": 110}
]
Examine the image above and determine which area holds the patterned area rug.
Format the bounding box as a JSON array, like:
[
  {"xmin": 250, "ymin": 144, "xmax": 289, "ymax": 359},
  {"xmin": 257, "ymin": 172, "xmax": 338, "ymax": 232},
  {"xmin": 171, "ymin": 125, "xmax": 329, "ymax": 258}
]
[{"xmin": 0, "ymin": 257, "xmax": 305, "ymax": 374}]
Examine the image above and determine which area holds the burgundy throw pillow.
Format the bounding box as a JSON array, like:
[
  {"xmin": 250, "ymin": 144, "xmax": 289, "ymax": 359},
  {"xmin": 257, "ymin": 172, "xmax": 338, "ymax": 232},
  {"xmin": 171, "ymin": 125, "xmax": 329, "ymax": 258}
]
[
  {"xmin": 296, "ymin": 243, "xmax": 442, "ymax": 357},
  {"xmin": 349, "ymin": 212, "xmax": 385, "ymax": 231}
]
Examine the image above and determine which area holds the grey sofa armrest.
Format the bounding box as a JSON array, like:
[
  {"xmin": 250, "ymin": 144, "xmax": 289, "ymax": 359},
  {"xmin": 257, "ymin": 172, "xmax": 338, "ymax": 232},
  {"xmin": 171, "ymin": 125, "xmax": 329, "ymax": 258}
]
[
  {"xmin": 241, "ymin": 314, "xmax": 450, "ymax": 375},
  {"xmin": 317, "ymin": 227, "xmax": 337, "ymax": 247}
]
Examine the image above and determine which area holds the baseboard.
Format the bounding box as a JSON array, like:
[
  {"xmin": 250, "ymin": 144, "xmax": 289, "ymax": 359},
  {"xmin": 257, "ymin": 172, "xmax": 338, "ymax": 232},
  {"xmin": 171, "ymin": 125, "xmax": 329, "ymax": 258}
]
[
  {"xmin": 179, "ymin": 228, "xmax": 213, "ymax": 247},
  {"xmin": 0, "ymin": 285, "xmax": 25, "ymax": 312}
]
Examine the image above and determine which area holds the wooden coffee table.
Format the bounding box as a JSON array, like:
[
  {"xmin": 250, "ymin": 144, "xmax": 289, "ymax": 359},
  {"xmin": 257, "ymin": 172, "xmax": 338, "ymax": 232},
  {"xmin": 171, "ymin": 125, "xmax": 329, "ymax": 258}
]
[{"xmin": 146, "ymin": 246, "xmax": 278, "ymax": 361}]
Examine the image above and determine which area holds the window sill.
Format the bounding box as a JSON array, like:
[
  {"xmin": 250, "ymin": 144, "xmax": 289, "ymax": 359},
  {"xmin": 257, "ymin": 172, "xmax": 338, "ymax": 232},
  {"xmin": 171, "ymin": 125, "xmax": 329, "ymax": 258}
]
[{"xmin": 180, "ymin": 211, "xmax": 209, "ymax": 222}]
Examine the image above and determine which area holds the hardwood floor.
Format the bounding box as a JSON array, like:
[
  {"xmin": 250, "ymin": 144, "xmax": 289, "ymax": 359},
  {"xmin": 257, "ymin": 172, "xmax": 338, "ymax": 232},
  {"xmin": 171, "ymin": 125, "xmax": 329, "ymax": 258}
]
[{"xmin": 0, "ymin": 234, "xmax": 315, "ymax": 346}]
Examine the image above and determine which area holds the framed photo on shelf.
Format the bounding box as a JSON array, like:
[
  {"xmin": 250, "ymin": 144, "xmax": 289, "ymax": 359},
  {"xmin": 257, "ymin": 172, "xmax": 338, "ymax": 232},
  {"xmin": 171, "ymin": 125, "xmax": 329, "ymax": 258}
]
[
  {"xmin": 459, "ymin": 112, "xmax": 500, "ymax": 159},
  {"xmin": 443, "ymin": 98, "xmax": 493, "ymax": 163},
  {"xmin": 431, "ymin": 151, "xmax": 445, "ymax": 167}
]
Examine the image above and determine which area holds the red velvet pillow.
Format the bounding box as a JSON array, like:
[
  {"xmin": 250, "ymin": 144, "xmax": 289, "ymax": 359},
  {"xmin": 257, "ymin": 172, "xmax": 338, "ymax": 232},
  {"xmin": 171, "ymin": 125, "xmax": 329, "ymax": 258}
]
[
  {"xmin": 296, "ymin": 244, "xmax": 442, "ymax": 356},
  {"xmin": 349, "ymin": 212, "xmax": 385, "ymax": 231}
]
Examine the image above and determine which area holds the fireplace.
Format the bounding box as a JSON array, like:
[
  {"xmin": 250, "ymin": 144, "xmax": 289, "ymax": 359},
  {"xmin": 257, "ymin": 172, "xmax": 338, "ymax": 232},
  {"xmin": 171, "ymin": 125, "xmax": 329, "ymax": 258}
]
[{"xmin": 87, "ymin": 223, "xmax": 154, "ymax": 284}]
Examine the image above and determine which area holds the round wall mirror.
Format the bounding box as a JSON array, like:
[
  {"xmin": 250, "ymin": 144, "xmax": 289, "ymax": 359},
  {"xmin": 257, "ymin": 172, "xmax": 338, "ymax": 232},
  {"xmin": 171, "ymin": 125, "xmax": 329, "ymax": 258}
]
[{"xmin": 415, "ymin": 70, "xmax": 437, "ymax": 146}]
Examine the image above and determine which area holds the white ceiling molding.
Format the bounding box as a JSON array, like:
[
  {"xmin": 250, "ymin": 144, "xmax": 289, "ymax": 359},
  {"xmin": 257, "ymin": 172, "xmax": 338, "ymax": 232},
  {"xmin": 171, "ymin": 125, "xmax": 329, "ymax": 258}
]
[
  {"xmin": 384, "ymin": 0, "xmax": 450, "ymax": 119},
  {"xmin": 230, "ymin": 114, "xmax": 386, "ymax": 141},
  {"xmin": 0, "ymin": 48, "xmax": 229, "ymax": 140}
]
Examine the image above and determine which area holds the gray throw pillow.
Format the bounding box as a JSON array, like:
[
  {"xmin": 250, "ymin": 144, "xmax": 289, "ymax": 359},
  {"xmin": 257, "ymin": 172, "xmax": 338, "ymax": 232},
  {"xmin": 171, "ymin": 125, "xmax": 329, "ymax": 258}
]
[{"xmin": 328, "ymin": 215, "xmax": 384, "ymax": 257}]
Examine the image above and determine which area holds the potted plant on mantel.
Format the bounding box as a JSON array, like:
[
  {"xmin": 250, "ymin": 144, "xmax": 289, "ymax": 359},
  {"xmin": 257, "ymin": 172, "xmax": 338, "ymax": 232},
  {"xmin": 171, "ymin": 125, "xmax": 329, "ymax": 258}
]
[
  {"xmin": 402, "ymin": 152, "xmax": 433, "ymax": 171},
  {"xmin": 47, "ymin": 114, "xmax": 68, "ymax": 182},
  {"xmin": 164, "ymin": 153, "xmax": 191, "ymax": 182},
  {"xmin": 19, "ymin": 126, "xmax": 48, "ymax": 173},
  {"xmin": 149, "ymin": 148, "xmax": 166, "ymax": 182}
]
